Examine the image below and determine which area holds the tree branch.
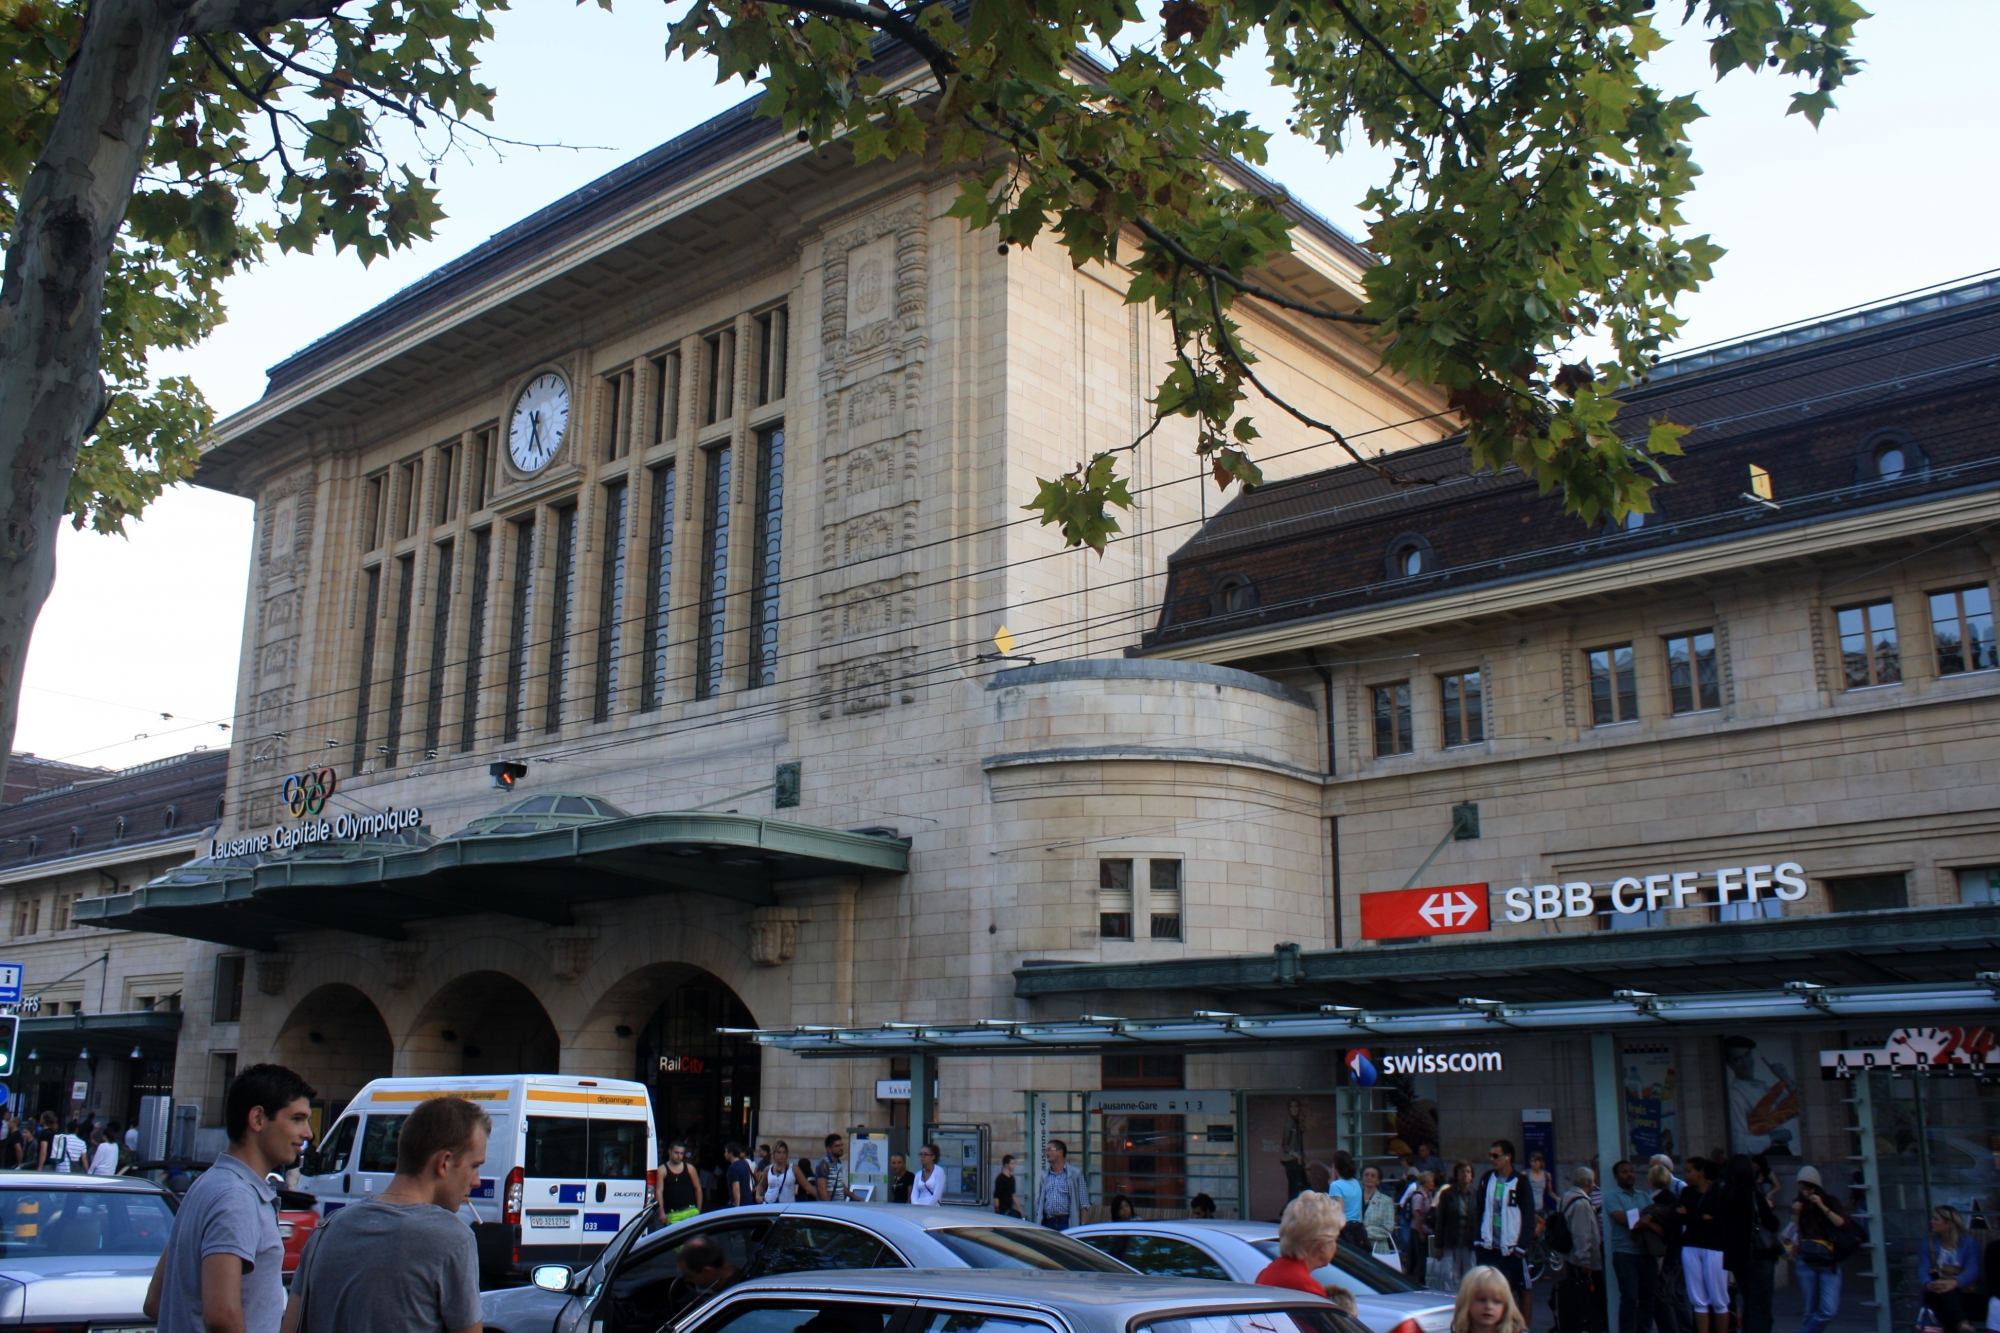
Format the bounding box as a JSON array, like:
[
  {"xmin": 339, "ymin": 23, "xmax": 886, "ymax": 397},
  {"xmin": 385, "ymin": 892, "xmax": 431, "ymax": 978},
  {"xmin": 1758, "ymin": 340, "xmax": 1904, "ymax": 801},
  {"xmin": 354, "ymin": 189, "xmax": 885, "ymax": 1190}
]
[
  {"xmin": 1132, "ymin": 215, "xmax": 1379, "ymax": 326},
  {"xmin": 1318, "ymin": 0, "xmax": 1466, "ymax": 136},
  {"xmin": 1206, "ymin": 272, "xmax": 1426, "ymax": 487}
]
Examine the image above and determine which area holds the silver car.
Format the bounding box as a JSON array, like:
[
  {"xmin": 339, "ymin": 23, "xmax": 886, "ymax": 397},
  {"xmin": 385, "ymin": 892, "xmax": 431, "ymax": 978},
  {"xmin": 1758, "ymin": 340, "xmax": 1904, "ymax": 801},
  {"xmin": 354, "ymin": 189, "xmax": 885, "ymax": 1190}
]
[
  {"xmin": 1067, "ymin": 1220, "xmax": 1454, "ymax": 1333},
  {"xmin": 662, "ymin": 1268, "xmax": 1364, "ymax": 1333},
  {"xmin": 481, "ymin": 1203, "xmax": 1138, "ymax": 1333},
  {"xmin": 0, "ymin": 1173, "xmax": 180, "ymax": 1328}
]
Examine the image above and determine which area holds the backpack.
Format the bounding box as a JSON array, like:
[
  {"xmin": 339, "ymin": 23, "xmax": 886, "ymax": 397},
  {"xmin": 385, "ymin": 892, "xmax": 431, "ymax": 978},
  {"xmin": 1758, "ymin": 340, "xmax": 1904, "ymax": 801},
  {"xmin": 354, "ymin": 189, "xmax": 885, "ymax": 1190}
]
[{"xmin": 1544, "ymin": 1202, "xmax": 1575, "ymax": 1256}]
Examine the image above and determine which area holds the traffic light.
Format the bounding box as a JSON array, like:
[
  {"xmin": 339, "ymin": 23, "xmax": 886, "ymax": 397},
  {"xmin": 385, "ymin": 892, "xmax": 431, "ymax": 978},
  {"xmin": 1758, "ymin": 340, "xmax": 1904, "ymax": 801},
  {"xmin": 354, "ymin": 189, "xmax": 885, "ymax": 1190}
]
[
  {"xmin": 489, "ymin": 761, "xmax": 528, "ymax": 791},
  {"xmin": 0, "ymin": 1012, "xmax": 19, "ymax": 1078}
]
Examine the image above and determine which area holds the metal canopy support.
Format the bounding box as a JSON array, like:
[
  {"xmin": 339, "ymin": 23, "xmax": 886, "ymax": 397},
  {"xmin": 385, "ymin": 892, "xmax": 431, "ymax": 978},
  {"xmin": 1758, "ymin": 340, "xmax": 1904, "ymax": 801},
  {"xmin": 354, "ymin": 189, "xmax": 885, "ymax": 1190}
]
[
  {"xmin": 908, "ymin": 1050, "xmax": 932, "ymax": 1163},
  {"xmin": 1590, "ymin": 1032, "xmax": 1622, "ymax": 1333},
  {"xmin": 742, "ymin": 981, "xmax": 2000, "ymax": 1057},
  {"xmin": 1852, "ymin": 1073, "xmax": 1893, "ymax": 1333}
]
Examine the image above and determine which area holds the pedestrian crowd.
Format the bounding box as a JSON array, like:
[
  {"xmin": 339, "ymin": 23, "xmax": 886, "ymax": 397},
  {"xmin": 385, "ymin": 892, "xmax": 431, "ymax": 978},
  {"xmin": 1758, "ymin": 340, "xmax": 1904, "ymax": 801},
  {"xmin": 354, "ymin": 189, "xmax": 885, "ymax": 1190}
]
[
  {"xmin": 0, "ymin": 1106, "xmax": 134, "ymax": 1173},
  {"xmin": 1357, "ymin": 1139, "xmax": 1994, "ymax": 1333},
  {"xmin": 116, "ymin": 1065, "xmax": 1998, "ymax": 1333}
]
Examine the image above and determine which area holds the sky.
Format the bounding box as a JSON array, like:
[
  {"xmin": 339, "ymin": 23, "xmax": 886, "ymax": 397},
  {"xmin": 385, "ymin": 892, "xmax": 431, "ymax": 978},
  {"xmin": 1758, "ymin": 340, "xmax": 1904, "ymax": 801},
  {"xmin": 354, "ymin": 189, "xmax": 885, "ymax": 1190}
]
[{"xmin": 15, "ymin": 0, "xmax": 1998, "ymax": 773}]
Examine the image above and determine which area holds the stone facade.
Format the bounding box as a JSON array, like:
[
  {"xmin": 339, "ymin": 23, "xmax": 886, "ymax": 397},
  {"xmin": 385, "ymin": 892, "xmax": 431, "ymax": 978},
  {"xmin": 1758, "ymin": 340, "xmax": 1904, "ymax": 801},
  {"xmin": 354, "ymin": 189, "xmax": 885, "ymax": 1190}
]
[{"xmin": 169, "ymin": 91, "xmax": 1447, "ymax": 1157}]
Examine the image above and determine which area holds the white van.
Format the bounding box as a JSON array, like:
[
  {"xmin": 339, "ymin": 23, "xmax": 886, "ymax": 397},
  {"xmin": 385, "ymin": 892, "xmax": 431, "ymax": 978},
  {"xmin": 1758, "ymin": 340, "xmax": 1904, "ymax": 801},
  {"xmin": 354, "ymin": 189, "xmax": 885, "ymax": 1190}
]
[{"xmin": 300, "ymin": 1074, "xmax": 657, "ymax": 1279}]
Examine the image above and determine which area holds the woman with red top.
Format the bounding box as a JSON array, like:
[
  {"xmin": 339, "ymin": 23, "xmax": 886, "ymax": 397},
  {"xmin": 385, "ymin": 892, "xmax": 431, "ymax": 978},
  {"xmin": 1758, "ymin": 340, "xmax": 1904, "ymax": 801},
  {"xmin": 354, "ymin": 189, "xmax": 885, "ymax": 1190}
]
[{"xmin": 1257, "ymin": 1191, "xmax": 1347, "ymax": 1296}]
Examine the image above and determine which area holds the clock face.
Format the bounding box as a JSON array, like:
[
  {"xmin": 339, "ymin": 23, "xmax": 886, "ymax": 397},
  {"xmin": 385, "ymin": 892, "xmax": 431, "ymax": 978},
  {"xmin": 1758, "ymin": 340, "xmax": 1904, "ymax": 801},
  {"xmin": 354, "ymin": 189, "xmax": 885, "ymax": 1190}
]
[{"xmin": 509, "ymin": 371, "xmax": 570, "ymax": 473}]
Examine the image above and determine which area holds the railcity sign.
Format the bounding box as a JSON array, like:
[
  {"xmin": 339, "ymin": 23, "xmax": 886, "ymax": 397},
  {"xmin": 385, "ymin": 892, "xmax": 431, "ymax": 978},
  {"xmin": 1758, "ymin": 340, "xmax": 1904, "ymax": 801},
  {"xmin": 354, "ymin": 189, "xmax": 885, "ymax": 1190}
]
[{"xmin": 210, "ymin": 805, "xmax": 424, "ymax": 859}]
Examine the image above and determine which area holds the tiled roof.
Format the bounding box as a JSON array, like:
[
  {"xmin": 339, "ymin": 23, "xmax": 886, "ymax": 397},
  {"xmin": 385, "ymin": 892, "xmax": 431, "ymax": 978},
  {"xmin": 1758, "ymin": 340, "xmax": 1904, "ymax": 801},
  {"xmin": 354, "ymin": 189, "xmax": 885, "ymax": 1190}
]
[
  {"xmin": 0, "ymin": 749, "xmax": 229, "ymax": 873},
  {"xmin": 1146, "ymin": 277, "xmax": 2000, "ymax": 650}
]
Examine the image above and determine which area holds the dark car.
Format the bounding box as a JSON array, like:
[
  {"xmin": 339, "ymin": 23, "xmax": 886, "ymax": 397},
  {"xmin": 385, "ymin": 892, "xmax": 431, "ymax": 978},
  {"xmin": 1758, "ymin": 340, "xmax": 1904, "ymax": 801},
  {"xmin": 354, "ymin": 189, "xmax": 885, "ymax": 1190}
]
[
  {"xmin": 0, "ymin": 1172, "xmax": 180, "ymax": 1327},
  {"xmin": 481, "ymin": 1203, "xmax": 1136, "ymax": 1333}
]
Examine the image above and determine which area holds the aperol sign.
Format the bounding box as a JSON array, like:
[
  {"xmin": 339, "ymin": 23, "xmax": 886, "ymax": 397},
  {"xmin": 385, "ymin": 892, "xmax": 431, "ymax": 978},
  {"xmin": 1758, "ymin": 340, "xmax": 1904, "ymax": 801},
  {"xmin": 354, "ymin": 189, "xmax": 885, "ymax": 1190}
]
[{"xmin": 1819, "ymin": 1027, "xmax": 2000, "ymax": 1080}]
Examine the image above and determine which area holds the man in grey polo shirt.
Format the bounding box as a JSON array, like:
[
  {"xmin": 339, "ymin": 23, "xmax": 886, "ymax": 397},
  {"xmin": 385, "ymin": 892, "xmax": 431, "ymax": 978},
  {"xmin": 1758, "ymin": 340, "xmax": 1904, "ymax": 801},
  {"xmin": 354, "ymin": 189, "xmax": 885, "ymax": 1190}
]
[
  {"xmin": 146, "ymin": 1063, "xmax": 316, "ymax": 1333},
  {"xmin": 281, "ymin": 1094, "xmax": 486, "ymax": 1333}
]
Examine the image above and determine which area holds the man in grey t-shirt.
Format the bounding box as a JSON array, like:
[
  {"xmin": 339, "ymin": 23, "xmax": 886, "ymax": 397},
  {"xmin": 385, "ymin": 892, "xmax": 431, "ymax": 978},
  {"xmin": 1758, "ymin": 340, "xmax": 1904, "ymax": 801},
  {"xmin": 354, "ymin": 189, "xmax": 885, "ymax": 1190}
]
[
  {"xmin": 147, "ymin": 1064, "xmax": 317, "ymax": 1333},
  {"xmin": 281, "ymin": 1094, "xmax": 488, "ymax": 1333}
]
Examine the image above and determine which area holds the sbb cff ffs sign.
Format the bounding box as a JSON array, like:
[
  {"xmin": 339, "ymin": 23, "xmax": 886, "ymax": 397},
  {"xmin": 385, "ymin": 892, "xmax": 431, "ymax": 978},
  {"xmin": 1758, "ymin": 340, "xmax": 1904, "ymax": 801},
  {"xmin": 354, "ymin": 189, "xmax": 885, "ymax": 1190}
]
[{"xmin": 1359, "ymin": 884, "xmax": 1489, "ymax": 941}]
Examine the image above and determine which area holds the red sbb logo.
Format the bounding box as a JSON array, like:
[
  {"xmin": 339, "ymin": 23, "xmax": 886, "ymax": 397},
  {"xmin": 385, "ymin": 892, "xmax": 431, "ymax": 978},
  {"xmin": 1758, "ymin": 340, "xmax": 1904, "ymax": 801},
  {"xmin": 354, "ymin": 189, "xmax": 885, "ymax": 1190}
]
[{"xmin": 1359, "ymin": 883, "xmax": 1491, "ymax": 941}]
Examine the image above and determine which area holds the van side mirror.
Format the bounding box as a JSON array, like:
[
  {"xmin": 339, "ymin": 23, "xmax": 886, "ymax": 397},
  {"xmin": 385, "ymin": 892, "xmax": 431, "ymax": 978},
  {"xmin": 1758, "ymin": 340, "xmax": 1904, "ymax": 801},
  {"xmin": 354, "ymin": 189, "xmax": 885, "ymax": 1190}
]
[{"xmin": 530, "ymin": 1264, "xmax": 573, "ymax": 1293}]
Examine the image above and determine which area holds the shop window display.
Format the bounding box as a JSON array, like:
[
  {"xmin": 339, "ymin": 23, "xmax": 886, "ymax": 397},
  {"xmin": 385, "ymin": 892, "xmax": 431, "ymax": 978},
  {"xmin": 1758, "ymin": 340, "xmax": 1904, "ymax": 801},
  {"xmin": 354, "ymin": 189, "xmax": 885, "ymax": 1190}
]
[{"xmin": 1720, "ymin": 1034, "xmax": 1800, "ymax": 1157}]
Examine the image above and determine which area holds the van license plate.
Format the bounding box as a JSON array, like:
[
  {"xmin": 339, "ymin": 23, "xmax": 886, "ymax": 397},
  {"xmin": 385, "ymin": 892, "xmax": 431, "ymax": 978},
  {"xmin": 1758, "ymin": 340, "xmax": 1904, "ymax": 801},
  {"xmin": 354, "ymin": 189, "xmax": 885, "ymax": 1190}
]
[{"xmin": 528, "ymin": 1213, "xmax": 574, "ymax": 1229}]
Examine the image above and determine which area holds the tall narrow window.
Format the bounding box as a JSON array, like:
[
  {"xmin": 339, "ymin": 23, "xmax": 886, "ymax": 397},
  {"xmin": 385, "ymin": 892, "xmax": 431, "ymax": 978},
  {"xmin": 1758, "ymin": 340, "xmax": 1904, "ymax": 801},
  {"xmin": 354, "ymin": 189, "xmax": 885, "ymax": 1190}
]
[
  {"xmin": 545, "ymin": 506, "xmax": 578, "ymax": 733},
  {"xmin": 756, "ymin": 306, "xmax": 788, "ymax": 405},
  {"xmin": 703, "ymin": 330, "xmax": 735, "ymax": 425},
  {"xmin": 655, "ymin": 352, "xmax": 681, "ymax": 443},
  {"xmin": 383, "ymin": 554, "xmax": 416, "ymax": 767},
  {"xmin": 1836, "ymin": 600, "xmax": 1900, "ymax": 689},
  {"xmin": 1664, "ymin": 630, "xmax": 1720, "ymax": 714},
  {"xmin": 470, "ymin": 430, "xmax": 493, "ymax": 512},
  {"xmin": 458, "ymin": 528, "xmax": 491, "ymax": 751},
  {"xmin": 503, "ymin": 517, "xmax": 536, "ymax": 743},
  {"xmin": 603, "ymin": 371, "xmax": 633, "ymax": 462},
  {"xmin": 424, "ymin": 540, "xmax": 454, "ymax": 755},
  {"xmin": 1440, "ymin": 669, "xmax": 1484, "ymax": 748},
  {"xmin": 642, "ymin": 466, "xmax": 676, "ymax": 712},
  {"xmin": 352, "ymin": 567, "xmax": 382, "ymax": 770},
  {"xmin": 395, "ymin": 458, "xmax": 420, "ymax": 539},
  {"xmin": 213, "ymin": 955, "xmax": 245, "ymax": 1023},
  {"xmin": 1372, "ymin": 682, "xmax": 1412, "ymax": 757},
  {"xmin": 748, "ymin": 425, "xmax": 785, "ymax": 688},
  {"xmin": 696, "ymin": 446, "xmax": 732, "ymax": 700},
  {"xmin": 1149, "ymin": 860, "xmax": 1183, "ymax": 941},
  {"xmin": 1931, "ymin": 585, "xmax": 1998, "ymax": 676},
  {"xmin": 1099, "ymin": 859, "xmax": 1134, "ymax": 940},
  {"xmin": 363, "ymin": 473, "xmax": 387, "ymax": 550},
  {"xmin": 436, "ymin": 444, "xmax": 459, "ymax": 524},
  {"xmin": 594, "ymin": 482, "xmax": 628, "ymax": 722},
  {"xmin": 1586, "ymin": 643, "xmax": 1638, "ymax": 726}
]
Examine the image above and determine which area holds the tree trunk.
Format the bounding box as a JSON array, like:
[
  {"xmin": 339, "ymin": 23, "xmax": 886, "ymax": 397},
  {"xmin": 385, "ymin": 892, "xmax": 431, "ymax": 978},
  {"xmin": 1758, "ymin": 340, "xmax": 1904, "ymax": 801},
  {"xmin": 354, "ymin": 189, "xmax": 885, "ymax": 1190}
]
[{"xmin": 0, "ymin": 0, "xmax": 190, "ymax": 795}]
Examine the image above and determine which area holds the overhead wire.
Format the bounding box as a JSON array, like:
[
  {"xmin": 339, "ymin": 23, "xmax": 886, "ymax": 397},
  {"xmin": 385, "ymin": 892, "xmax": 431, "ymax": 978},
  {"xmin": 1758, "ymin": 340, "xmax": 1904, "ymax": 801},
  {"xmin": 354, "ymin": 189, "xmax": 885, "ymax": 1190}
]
[{"xmin": 107, "ymin": 330, "xmax": 2000, "ymax": 829}]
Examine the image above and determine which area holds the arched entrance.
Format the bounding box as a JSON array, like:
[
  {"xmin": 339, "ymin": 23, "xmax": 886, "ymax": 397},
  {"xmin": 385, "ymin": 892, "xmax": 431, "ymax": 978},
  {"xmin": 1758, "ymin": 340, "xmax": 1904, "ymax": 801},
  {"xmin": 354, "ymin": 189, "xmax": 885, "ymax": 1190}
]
[
  {"xmin": 274, "ymin": 983, "xmax": 393, "ymax": 1115},
  {"xmin": 586, "ymin": 964, "xmax": 760, "ymax": 1161},
  {"xmin": 637, "ymin": 975, "xmax": 759, "ymax": 1157},
  {"xmin": 407, "ymin": 971, "xmax": 559, "ymax": 1076}
]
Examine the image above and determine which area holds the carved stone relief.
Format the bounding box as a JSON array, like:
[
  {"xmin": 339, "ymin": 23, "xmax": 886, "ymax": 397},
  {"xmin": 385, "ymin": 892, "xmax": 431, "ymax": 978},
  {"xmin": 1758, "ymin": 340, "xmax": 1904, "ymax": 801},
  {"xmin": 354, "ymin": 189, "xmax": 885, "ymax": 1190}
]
[
  {"xmin": 814, "ymin": 201, "xmax": 931, "ymax": 718},
  {"xmin": 242, "ymin": 467, "xmax": 316, "ymax": 822},
  {"xmin": 748, "ymin": 905, "xmax": 801, "ymax": 966}
]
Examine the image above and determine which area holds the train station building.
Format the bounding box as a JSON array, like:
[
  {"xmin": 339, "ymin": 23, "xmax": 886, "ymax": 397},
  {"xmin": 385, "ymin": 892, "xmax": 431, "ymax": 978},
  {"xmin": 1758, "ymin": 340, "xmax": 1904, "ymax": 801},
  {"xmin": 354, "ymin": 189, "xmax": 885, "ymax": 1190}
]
[{"xmin": 66, "ymin": 69, "xmax": 2000, "ymax": 1331}]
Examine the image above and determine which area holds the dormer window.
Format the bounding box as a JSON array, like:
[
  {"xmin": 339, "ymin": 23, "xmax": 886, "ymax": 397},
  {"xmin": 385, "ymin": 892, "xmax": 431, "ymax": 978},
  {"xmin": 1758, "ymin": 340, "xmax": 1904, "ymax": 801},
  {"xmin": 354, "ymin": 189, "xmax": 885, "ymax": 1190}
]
[
  {"xmin": 1858, "ymin": 430, "xmax": 1925, "ymax": 484},
  {"xmin": 1386, "ymin": 533, "xmax": 1438, "ymax": 580},
  {"xmin": 1211, "ymin": 574, "xmax": 1259, "ymax": 617},
  {"xmin": 67, "ymin": 826, "xmax": 83, "ymax": 850},
  {"xmin": 162, "ymin": 805, "xmax": 179, "ymax": 831}
]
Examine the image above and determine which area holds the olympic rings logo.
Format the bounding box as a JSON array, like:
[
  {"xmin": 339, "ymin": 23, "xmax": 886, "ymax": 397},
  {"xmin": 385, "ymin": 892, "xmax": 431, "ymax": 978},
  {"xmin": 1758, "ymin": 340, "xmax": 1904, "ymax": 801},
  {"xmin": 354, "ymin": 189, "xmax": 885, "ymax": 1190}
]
[{"xmin": 282, "ymin": 768, "xmax": 338, "ymax": 818}]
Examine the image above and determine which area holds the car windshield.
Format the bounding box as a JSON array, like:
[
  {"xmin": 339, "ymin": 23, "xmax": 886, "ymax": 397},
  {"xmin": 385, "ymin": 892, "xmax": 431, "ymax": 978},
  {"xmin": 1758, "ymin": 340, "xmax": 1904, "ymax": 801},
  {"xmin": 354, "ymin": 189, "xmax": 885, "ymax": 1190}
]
[
  {"xmin": 929, "ymin": 1227, "xmax": 1132, "ymax": 1272},
  {"xmin": 0, "ymin": 1189, "xmax": 176, "ymax": 1258},
  {"xmin": 1141, "ymin": 1310, "xmax": 1349, "ymax": 1333},
  {"xmin": 1245, "ymin": 1241, "xmax": 1417, "ymax": 1294}
]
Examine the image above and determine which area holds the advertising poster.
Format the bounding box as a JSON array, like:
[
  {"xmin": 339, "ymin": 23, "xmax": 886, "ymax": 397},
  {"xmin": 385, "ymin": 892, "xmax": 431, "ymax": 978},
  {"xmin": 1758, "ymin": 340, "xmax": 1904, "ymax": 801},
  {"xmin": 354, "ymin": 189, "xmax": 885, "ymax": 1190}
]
[
  {"xmin": 1723, "ymin": 1033, "xmax": 1801, "ymax": 1156},
  {"xmin": 1245, "ymin": 1093, "xmax": 1343, "ymax": 1222},
  {"xmin": 1622, "ymin": 1046, "xmax": 1677, "ymax": 1161}
]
